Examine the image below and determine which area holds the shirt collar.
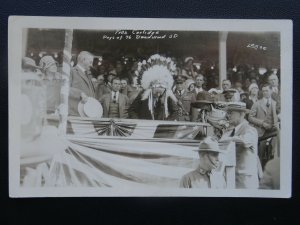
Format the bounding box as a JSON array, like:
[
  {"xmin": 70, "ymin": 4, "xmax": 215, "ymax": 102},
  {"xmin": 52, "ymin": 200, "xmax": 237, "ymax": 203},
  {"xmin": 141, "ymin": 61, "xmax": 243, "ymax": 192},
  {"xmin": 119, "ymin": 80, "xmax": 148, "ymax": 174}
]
[
  {"xmin": 111, "ymin": 91, "xmax": 119, "ymax": 99},
  {"xmin": 197, "ymin": 166, "xmax": 209, "ymax": 175},
  {"xmin": 263, "ymin": 97, "xmax": 271, "ymax": 104}
]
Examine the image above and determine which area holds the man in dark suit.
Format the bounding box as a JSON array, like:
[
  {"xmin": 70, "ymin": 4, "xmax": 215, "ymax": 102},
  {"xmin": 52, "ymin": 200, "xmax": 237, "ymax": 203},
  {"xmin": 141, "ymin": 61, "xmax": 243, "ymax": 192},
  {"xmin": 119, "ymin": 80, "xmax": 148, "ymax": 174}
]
[
  {"xmin": 69, "ymin": 51, "xmax": 96, "ymax": 116},
  {"xmin": 248, "ymin": 84, "xmax": 279, "ymax": 167},
  {"xmin": 99, "ymin": 77, "xmax": 129, "ymax": 118}
]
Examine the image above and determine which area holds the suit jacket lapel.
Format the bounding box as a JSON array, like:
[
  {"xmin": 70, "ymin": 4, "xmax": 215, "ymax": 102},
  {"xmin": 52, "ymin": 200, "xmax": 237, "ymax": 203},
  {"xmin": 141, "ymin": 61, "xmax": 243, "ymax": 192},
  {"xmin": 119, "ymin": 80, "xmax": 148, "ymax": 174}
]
[
  {"xmin": 105, "ymin": 94, "xmax": 110, "ymax": 114},
  {"xmin": 234, "ymin": 121, "xmax": 247, "ymax": 136},
  {"xmin": 260, "ymin": 99, "xmax": 267, "ymax": 114},
  {"xmin": 76, "ymin": 67, "xmax": 95, "ymax": 96}
]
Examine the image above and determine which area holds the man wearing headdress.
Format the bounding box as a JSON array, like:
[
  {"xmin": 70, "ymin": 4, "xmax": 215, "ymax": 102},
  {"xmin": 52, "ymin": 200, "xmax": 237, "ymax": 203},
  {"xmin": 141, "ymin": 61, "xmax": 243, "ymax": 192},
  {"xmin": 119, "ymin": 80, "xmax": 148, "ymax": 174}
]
[
  {"xmin": 128, "ymin": 54, "xmax": 179, "ymax": 120},
  {"xmin": 129, "ymin": 80, "xmax": 178, "ymax": 120}
]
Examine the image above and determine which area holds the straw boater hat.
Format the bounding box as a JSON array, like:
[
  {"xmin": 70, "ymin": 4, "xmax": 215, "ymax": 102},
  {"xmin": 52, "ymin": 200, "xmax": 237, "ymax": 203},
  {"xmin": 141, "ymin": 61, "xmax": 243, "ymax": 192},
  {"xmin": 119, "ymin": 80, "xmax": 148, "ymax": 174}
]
[
  {"xmin": 194, "ymin": 137, "xmax": 226, "ymax": 153},
  {"xmin": 78, "ymin": 97, "xmax": 103, "ymax": 118},
  {"xmin": 191, "ymin": 92, "xmax": 213, "ymax": 108}
]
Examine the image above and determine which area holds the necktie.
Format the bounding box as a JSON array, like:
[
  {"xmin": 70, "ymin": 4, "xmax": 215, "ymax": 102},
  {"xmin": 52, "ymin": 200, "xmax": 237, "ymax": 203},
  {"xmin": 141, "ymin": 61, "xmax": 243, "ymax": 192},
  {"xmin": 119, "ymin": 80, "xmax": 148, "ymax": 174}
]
[
  {"xmin": 179, "ymin": 90, "xmax": 182, "ymax": 96},
  {"xmin": 230, "ymin": 128, "xmax": 235, "ymax": 137},
  {"xmin": 266, "ymin": 99, "xmax": 270, "ymax": 108},
  {"xmin": 113, "ymin": 92, "xmax": 116, "ymax": 103}
]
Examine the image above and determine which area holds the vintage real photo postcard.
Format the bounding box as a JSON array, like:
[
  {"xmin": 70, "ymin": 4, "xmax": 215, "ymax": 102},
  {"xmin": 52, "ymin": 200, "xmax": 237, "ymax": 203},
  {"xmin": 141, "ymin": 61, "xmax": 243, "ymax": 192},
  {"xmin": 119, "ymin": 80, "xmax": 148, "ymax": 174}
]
[{"xmin": 8, "ymin": 16, "xmax": 292, "ymax": 197}]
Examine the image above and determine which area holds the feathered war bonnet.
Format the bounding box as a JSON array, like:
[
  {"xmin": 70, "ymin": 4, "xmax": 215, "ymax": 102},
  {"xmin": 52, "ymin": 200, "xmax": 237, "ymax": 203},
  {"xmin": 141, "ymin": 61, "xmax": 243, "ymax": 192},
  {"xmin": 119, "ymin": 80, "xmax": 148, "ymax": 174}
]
[{"xmin": 135, "ymin": 54, "xmax": 178, "ymax": 119}]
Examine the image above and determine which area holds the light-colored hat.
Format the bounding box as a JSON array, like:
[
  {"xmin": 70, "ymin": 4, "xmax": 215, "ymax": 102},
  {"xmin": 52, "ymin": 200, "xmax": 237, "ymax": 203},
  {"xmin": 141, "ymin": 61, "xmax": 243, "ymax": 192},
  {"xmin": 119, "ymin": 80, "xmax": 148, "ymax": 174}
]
[
  {"xmin": 184, "ymin": 57, "xmax": 194, "ymax": 63},
  {"xmin": 185, "ymin": 79, "xmax": 195, "ymax": 89},
  {"xmin": 248, "ymin": 83, "xmax": 259, "ymax": 92},
  {"xmin": 78, "ymin": 97, "xmax": 103, "ymax": 118},
  {"xmin": 22, "ymin": 57, "xmax": 41, "ymax": 69},
  {"xmin": 39, "ymin": 56, "xmax": 57, "ymax": 71},
  {"xmin": 206, "ymin": 106, "xmax": 229, "ymax": 130},
  {"xmin": 208, "ymin": 88, "xmax": 222, "ymax": 94},
  {"xmin": 194, "ymin": 137, "xmax": 225, "ymax": 153}
]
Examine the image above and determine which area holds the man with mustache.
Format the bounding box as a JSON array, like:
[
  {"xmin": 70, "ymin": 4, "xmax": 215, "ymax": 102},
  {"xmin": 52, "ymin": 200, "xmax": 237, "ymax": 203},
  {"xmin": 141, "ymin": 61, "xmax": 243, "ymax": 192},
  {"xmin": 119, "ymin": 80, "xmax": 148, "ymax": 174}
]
[{"xmin": 180, "ymin": 137, "xmax": 226, "ymax": 188}]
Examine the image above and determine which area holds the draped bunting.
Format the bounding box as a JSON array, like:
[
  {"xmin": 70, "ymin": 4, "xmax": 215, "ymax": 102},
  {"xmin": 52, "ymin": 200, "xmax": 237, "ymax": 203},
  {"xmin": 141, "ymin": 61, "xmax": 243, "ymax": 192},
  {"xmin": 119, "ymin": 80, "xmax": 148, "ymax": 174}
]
[{"xmin": 21, "ymin": 117, "xmax": 219, "ymax": 188}]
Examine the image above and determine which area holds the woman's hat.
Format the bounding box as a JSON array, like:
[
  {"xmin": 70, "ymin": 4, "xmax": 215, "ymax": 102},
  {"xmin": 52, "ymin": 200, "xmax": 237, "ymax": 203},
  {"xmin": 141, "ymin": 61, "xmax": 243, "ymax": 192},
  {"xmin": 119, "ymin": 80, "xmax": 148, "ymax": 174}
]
[
  {"xmin": 248, "ymin": 83, "xmax": 259, "ymax": 92},
  {"xmin": 206, "ymin": 105, "xmax": 229, "ymax": 129},
  {"xmin": 184, "ymin": 56, "xmax": 194, "ymax": 63},
  {"xmin": 78, "ymin": 97, "xmax": 103, "ymax": 118},
  {"xmin": 22, "ymin": 57, "xmax": 41, "ymax": 70},
  {"xmin": 39, "ymin": 56, "xmax": 57, "ymax": 71},
  {"xmin": 185, "ymin": 79, "xmax": 195, "ymax": 89}
]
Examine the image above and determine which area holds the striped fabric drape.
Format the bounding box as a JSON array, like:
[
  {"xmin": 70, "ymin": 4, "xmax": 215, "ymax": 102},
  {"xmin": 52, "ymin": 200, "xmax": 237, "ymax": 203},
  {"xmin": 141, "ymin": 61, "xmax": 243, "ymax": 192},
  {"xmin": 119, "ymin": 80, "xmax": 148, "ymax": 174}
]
[{"xmin": 21, "ymin": 117, "xmax": 222, "ymax": 188}]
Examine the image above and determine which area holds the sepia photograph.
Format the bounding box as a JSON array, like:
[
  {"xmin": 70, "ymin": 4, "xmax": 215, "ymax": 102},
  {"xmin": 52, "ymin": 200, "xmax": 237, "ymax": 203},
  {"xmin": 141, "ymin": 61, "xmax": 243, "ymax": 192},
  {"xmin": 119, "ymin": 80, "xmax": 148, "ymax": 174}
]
[{"xmin": 8, "ymin": 17, "xmax": 292, "ymax": 197}]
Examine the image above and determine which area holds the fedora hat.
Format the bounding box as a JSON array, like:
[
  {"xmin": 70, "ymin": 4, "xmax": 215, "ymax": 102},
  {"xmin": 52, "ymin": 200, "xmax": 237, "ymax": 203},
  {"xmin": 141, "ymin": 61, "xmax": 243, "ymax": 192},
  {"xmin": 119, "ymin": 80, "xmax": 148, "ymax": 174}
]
[
  {"xmin": 194, "ymin": 137, "xmax": 225, "ymax": 153},
  {"xmin": 78, "ymin": 97, "xmax": 103, "ymax": 118},
  {"xmin": 225, "ymin": 102, "xmax": 249, "ymax": 113},
  {"xmin": 191, "ymin": 92, "xmax": 213, "ymax": 108}
]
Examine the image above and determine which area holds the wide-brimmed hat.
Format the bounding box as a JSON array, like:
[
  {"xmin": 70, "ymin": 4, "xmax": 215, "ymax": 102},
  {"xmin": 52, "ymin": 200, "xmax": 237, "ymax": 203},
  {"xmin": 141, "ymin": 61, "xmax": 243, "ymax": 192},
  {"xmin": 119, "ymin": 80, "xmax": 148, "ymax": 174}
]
[
  {"xmin": 191, "ymin": 92, "xmax": 213, "ymax": 108},
  {"xmin": 208, "ymin": 88, "xmax": 222, "ymax": 94},
  {"xmin": 223, "ymin": 88, "xmax": 236, "ymax": 94},
  {"xmin": 194, "ymin": 137, "xmax": 225, "ymax": 153},
  {"xmin": 225, "ymin": 102, "xmax": 249, "ymax": 113},
  {"xmin": 78, "ymin": 97, "xmax": 103, "ymax": 118}
]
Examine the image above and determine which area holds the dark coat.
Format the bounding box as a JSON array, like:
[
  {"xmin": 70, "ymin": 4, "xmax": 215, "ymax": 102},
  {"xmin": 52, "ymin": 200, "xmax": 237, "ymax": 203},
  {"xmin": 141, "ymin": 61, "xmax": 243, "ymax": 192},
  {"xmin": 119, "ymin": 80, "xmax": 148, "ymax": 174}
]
[
  {"xmin": 128, "ymin": 91, "xmax": 178, "ymax": 120},
  {"xmin": 68, "ymin": 66, "xmax": 96, "ymax": 116}
]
